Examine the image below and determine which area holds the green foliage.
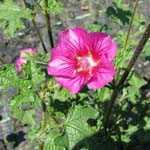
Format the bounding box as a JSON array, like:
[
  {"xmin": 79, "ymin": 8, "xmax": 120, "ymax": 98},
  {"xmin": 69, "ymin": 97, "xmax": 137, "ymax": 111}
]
[
  {"xmin": 39, "ymin": 78, "xmax": 76, "ymax": 103},
  {"xmin": 1, "ymin": 52, "xmax": 148, "ymax": 149},
  {"xmin": 48, "ymin": 0, "xmax": 63, "ymax": 14},
  {"xmin": 0, "ymin": 54, "xmax": 45, "ymax": 127},
  {"xmin": 96, "ymin": 87, "xmax": 111, "ymax": 102},
  {"xmin": 127, "ymin": 74, "xmax": 146, "ymax": 103},
  {"xmin": 27, "ymin": 105, "xmax": 99, "ymax": 150},
  {"xmin": 120, "ymin": 125, "xmax": 138, "ymax": 143},
  {"xmin": 144, "ymin": 117, "xmax": 150, "ymax": 130},
  {"xmin": 86, "ymin": 23, "xmax": 101, "ymax": 32},
  {"xmin": 115, "ymin": 31, "xmax": 134, "ymax": 69},
  {"xmin": 43, "ymin": 130, "xmax": 66, "ymax": 150},
  {"xmin": 65, "ymin": 105, "xmax": 98, "ymax": 149},
  {"xmin": 40, "ymin": 0, "xmax": 64, "ymax": 15},
  {"xmin": 10, "ymin": 91, "xmax": 39, "ymax": 126},
  {"xmin": 0, "ymin": 52, "xmax": 100, "ymax": 149},
  {"xmin": 0, "ymin": 0, "xmax": 31, "ymax": 37},
  {"xmin": 0, "ymin": 64, "xmax": 18, "ymax": 89},
  {"xmin": 142, "ymin": 41, "xmax": 150, "ymax": 58},
  {"xmin": 120, "ymin": 73, "xmax": 146, "ymax": 104},
  {"xmin": 106, "ymin": 1, "xmax": 131, "ymax": 25},
  {"xmin": 113, "ymin": 0, "xmax": 123, "ymax": 7},
  {"xmin": 53, "ymin": 88, "xmax": 75, "ymax": 102},
  {"xmin": 28, "ymin": 60, "xmax": 45, "ymax": 89}
]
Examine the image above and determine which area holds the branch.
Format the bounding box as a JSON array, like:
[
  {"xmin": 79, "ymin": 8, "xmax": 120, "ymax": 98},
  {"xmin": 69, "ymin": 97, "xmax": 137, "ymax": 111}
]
[
  {"xmin": 44, "ymin": 0, "xmax": 54, "ymax": 48},
  {"xmin": 32, "ymin": 15, "xmax": 48, "ymax": 53},
  {"xmin": 22, "ymin": 0, "xmax": 48, "ymax": 53},
  {"xmin": 104, "ymin": 24, "xmax": 150, "ymax": 132},
  {"xmin": 123, "ymin": 0, "xmax": 139, "ymax": 51}
]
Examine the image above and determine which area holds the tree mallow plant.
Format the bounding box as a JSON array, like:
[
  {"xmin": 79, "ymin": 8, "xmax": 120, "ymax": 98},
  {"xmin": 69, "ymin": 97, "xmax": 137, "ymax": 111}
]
[{"xmin": 0, "ymin": 0, "xmax": 149, "ymax": 149}]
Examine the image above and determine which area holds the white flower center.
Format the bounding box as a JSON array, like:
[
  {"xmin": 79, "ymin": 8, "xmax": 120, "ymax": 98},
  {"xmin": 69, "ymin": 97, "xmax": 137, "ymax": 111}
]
[{"xmin": 76, "ymin": 54, "xmax": 98, "ymax": 73}]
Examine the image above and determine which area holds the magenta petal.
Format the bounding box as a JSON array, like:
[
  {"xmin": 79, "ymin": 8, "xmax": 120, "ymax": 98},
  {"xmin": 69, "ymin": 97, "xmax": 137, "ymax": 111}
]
[
  {"xmin": 51, "ymin": 27, "xmax": 90, "ymax": 61},
  {"xmin": 15, "ymin": 48, "xmax": 37, "ymax": 72},
  {"xmin": 87, "ymin": 57, "xmax": 115, "ymax": 89},
  {"xmin": 58, "ymin": 27, "xmax": 89, "ymax": 53},
  {"xmin": 47, "ymin": 56, "xmax": 76, "ymax": 78},
  {"xmin": 15, "ymin": 57, "xmax": 26, "ymax": 72},
  {"xmin": 89, "ymin": 32, "xmax": 117, "ymax": 61},
  {"xmin": 55, "ymin": 76, "xmax": 85, "ymax": 94},
  {"xmin": 51, "ymin": 46, "xmax": 75, "ymax": 60}
]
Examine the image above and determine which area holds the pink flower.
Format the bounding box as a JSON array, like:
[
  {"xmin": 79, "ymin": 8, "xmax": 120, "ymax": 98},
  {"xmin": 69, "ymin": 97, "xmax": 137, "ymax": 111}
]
[
  {"xmin": 47, "ymin": 27, "xmax": 117, "ymax": 93},
  {"xmin": 15, "ymin": 48, "xmax": 37, "ymax": 72}
]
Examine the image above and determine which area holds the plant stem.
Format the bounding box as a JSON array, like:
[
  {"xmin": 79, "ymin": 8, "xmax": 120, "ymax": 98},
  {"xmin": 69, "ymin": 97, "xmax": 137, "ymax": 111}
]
[
  {"xmin": 104, "ymin": 0, "xmax": 139, "ymax": 133},
  {"xmin": 40, "ymin": 142, "xmax": 44, "ymax": 150},
  {"xmin": 22, "ymin": 0, "xmax": 48, "ymax": 53},
  {"xmin": 117, "ymin": 24, "xmax": 150, "ymax": 86},
  {"xmin": 44, "ymin": 0, "xmax": 54, "ymax": 48},
  {"xmin": 104, "ymin": 24, "xmax": 150, "ymax": 132},
  {"xmin": 32, "ymin": 16, "xmax": 48, "ymax": 53},
  {"xmin": 123, "ymin": 0, "xmax": 139, "ymax": 52},
  {"xmin": 115, "ymin": 0, "xmax": 139, "ymax": 81}
]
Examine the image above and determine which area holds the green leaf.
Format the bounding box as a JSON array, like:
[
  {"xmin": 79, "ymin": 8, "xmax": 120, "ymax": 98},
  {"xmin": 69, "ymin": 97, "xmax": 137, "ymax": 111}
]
[
  {"xmin": 10, "ymin": 90, "xmax": 40, "ymax": 126},
  {"xmin": 20, "ymin": 56, "xmax": 45, "ymax": 90},
  {"xmin": 46, "ymin": 78, "xmax": 76, "ymax": 102},
  {"xmin": 120, "ymin": 125, "xmax": 138, "ymax": 143},
  {"xmin": 142, "ymin": 42, "xmax": 150, "ymax": 58},
  {"xmin": 53, "ymin": 88, "xmax": 74, "ymax": 102},
  {"xmin": 22, "ymin": 110, "xmax": 36, "ymax": 126},
  {"xmin": 0, "ymin": 64, "xmax": 18, "ymax": 89},
  {"xmin": 144, "ymin": 117, "xmax": 150, "ymax": 130},
  {"xmin": 30, "ymin": 61, "xmax": 45, "ymax": 89},
  {"xmin": 127, "ymin": 74, "xmax": 146, "ymax": 103},
  {"xmin": 129, "ymin": 74, "xmax": 145, "ymax": 87},
  {"xmin": 40, "ymin": 0, "xmax": 63, "ymax": 15},
  {"xmin": 48, "ymin": 0, "xmax": 63, "ymax": 14},
  {"xmin": 86, "ymin": 23, "xmax": 101, "ymax": 32},
  {"xmin": 96, "ymin": 87, "xmax": 111, "ymax": 102},
  {"xmin": 0, "ymin": 0, "xmax": 32, "ymax": 37},
  {"xmin": 65, "ymin": 105, "xmax": 98, "ymax": 149},
  {"xmin": 43, "ymin": 129, "xmax": 66, "ymax": 150}
]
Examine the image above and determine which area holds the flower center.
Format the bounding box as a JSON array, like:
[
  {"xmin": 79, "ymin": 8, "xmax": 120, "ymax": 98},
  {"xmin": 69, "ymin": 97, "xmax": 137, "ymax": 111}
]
[{"xmin": 76, "ymin": 51, "xmax": 99, "ymax": 75}]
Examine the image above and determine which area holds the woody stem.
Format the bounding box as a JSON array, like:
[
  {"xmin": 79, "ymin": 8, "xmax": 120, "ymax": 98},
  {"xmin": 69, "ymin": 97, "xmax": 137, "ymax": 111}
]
[
  {"xmin": 44, "ymin": 0, "xmax": 54, "ymax": 48},
  {"xmin": 104, "ymin": 24, "xmax": 150, "ymax": 133}
]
